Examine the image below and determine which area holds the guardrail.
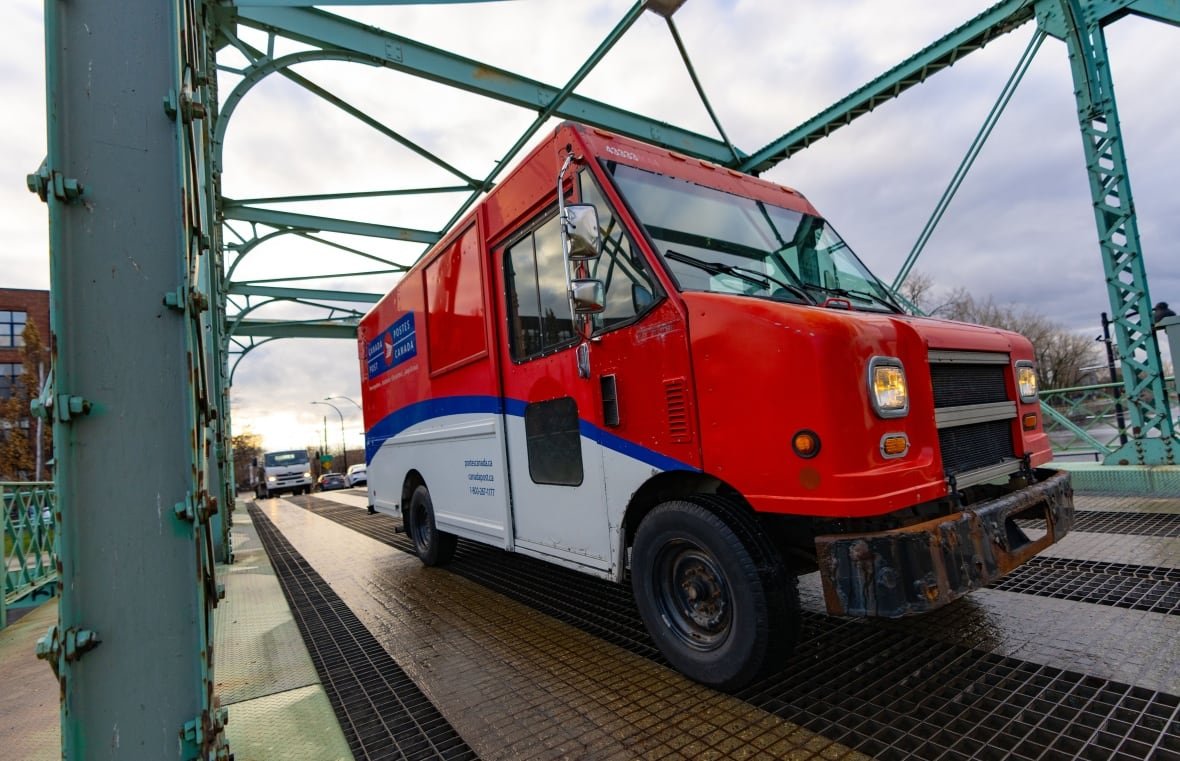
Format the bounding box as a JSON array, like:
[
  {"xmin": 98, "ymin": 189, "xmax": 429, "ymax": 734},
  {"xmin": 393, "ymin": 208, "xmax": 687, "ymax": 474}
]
[
  {"xmin": 2, "ymin": 482, "xmax": 57, "ymax": 628},
  {"xmin": 1040, "ymin": 377, "xmax": 1177, "ymax": 461}
]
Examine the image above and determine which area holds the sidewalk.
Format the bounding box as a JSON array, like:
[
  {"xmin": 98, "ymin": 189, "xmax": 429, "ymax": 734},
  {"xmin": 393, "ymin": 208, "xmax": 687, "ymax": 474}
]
[{"xmin": 0, "ymin": 502, "xmax": 352, "ymax": 761}]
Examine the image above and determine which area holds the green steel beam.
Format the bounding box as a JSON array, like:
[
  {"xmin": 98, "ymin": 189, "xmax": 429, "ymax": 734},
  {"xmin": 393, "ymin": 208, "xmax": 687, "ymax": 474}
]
[
  {"xmin": 214, "ymin": 37, "xmax": 484, "ymax": 189},
  {"xmin": 227, "ymin": 283, "xmax": 382, "ymax": 303},
  {"xmin": 232, "ymin": 5, "xmax": 740, "ymax": 164},
  {"xmin": 234, "ymin": 319, "xmax": 359, "ymax": 338},
  {"xmin": 438, "ymin": 0, "xmax": 649, "ymax": 231},
  {"xmin": 1126, "ymin": 0, "xmax": 1180, "ymax": 25},
  {"xmin": 665, "ymin": 18, "xmax": 741, "ymax": 164},
  {"xmin": 226, "ymin": 186, "xmax": 469, "ymax": 205},
  {"xmin": 36, "ymin": 0, "xmax": 227, "ymax": 756},
  {"xmin": 892, "ymin": 29, "xmax": 1046, "ymax": 291},
  {"xmin": 738, "ymin": 0, "xmax": 1037, "ymax": 174},
  {"xmin": 223, "ymin": 205, "xmax": 440, "ymax": 244},
  {"xmin": 234, "ymin": 0, "xmax": 507, "ymax": 5},
  {"xmin": 1049, "ymin": 0, "xmax": 1177, "ymax": 464}
]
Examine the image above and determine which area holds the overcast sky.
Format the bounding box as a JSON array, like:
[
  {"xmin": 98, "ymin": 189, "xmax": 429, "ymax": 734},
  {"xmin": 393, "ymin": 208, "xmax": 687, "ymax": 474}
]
[{"xmin": 3, "ymin": 1, "xmax": 1178, "ymax": 451}]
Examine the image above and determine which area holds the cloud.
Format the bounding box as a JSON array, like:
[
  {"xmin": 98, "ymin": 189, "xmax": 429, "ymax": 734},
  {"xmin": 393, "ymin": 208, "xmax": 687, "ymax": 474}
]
[{"xmin": 6, "ymin": 0, "xmax": 1178, "ymax": 447}]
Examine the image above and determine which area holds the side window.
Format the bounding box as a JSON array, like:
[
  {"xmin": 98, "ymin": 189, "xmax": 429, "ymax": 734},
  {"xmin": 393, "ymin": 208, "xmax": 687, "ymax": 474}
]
[
  {"xmin": 578, "ymin": 171, "xmax": 658, "ymax": 330},
  {"xmin": 505, "ymin": 215, "xmax": 575, "ymax": 361}
]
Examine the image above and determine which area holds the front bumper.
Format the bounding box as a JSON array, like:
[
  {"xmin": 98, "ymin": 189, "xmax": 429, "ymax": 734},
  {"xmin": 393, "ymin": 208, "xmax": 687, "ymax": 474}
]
[{"xmin": 815, "ymin": 468, "xmax": 1073, "ymax": 617}]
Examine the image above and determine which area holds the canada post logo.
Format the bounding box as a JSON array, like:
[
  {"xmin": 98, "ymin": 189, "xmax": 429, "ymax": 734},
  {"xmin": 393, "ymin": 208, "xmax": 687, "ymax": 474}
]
[{"xmin": 367, "ymin": 313, "xmax": 416, "ymax": 380}]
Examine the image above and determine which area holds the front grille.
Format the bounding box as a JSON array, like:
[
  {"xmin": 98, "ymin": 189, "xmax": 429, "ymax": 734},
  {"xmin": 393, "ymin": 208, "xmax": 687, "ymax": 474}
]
[
  {"xmin": 938, "ymin": 419, "xmax": 1014, "ymax": 475},
  {"xmin": 930, "ymin": 363, "xmax": 1007, "ymax": 408}
]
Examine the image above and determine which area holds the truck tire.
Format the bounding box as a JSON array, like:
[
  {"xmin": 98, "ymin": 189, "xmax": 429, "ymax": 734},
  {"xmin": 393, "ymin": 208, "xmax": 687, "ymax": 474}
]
[
  {"xmin": 406, "ymin": 484, "xmax": 457, "ymax": 566},
  {"xmin": 631, "ymin": 498, "xmax": 797, "ymax": 691}
]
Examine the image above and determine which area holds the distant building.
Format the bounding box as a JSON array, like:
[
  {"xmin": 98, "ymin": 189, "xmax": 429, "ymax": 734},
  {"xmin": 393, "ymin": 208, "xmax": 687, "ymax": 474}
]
[
  {"xmin": 0, "ymin": 288, "xmax": 51, "ymax": 480},
  {"xmin": 0, "ymin": 288, "xmax": 49, "ymax": 397}
]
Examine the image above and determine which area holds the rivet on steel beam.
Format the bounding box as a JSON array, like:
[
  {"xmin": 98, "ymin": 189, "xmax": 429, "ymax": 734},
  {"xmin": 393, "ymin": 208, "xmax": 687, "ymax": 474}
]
[
  {"xmin": 190, "ymin": 289, "xmax": 209, "ymax": 313},
  {"xmin": 29, "ymin": 398, "xmax": 50, "ymax": 420},
  {"xmin": 163, "ymin": 90, "xmax": 178, "ymax": 120},
  {"xmin": 163, "ymin": 286, "xmax": 185, "ymax": 311},
  {"xmin": 174, "ymin": 492, "xmax": 195, "ymax": 522},
  {"xmin": 26, "ymin": 159, "xmax": 49, "ymax": 202},
  {"xmin": 55, "ymin": 394, "xmax": 92, "ymax": 422}
]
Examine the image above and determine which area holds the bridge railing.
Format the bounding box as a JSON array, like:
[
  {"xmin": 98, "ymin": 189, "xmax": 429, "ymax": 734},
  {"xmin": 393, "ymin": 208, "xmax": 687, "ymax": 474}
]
[
  {"xmin": 1040, "ymin": 377, "xmax": 1177, "ymax": 461},
  {"xmin": 2, "ymin": 482, "xmax": 57, "ymax": 628}
]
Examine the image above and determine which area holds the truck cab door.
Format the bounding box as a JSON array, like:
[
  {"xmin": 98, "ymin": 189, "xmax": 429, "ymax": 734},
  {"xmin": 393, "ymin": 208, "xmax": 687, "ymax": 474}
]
[
  {"xmin": 496, "ymin": 168, "xmax": 698, "ymax": 576},
  {"xmin": 498, "ymin": 211, "xmax": 613, "ymax": 572}
]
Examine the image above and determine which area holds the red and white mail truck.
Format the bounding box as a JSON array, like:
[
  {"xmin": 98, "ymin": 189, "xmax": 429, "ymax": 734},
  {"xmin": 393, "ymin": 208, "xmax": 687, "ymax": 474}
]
[{"xmin": 357, "ymin": 122, "xmax": 1073, "ymax": 690}]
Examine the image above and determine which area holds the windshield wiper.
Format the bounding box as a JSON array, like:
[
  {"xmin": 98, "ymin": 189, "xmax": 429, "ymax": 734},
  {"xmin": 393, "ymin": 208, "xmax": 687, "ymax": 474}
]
[
  {"xmin": 665, "ymin": 250, "xmax": 814, "ymax": 304},
  {"xmin": 805, "ymin": 283, "xmax": 902, "ymax": 313}
]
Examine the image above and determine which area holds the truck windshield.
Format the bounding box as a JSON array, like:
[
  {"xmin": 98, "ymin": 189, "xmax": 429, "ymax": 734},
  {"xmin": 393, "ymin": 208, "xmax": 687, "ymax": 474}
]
[
  {"xmin": 264, "ymin": 450, "xmax": 309, "ymax": 467},
  {"xmin": 604, "ymin": 163, "xmax": 900, "ymax": 312}
]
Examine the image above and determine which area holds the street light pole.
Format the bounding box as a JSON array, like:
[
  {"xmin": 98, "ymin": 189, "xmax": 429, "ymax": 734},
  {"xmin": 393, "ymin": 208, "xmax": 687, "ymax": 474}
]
[{"xmin": 311, "ymin": 400, "xmax": 347, "ymax": 472}]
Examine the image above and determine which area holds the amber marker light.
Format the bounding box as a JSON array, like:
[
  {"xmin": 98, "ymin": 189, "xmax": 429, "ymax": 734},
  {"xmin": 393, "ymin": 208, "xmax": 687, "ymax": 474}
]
[
  {"xmin": 881, "ymin": 434, "xmax": 909, "ymax": 458},
  {"xmin": 792, "ymin": 430, "xmax": 821, "ymax": 458},
  {"xmin": 1022, "ymin": 413, "xmax": 1038, "ymax": 431}
]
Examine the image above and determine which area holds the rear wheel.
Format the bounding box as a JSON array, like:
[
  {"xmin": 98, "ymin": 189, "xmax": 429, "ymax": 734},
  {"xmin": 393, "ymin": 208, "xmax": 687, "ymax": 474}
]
[
  {"xmin": 406, "ymin": 484, "xmax": 457, "ymax": 566},
  {"xmin": 631, "ymin": 498, "xmax": 798, "ymax": 691}
]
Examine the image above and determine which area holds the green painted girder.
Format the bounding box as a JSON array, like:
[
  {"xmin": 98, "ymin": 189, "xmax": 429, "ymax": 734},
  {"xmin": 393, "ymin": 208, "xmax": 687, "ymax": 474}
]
[
  {"xmin": 223, "ymin": 205, "xmax": 440, "ymax": 244},
  {"xmin": 234, "ymin": 1, "xmax": 507, "ymax": 5},
  {"xmin": 230, "ymin": 186, "xmax": 470, "ymax": 205},
  {"xmin": 232, "ymin": 5, "xmax": 741, "ymax": 164},
  {"xmin": 213, "ymin": 39, "xmax": 484, "ymax": 189},
  {"xmin": 1036, "ymin": 0, "xmax": 1180, "ymax": 36},
  {"xmin": 436, "ymin": 0, "xmax": 649, "ymax": 232},
  {"xmin": 234, "ymin": 318, "xmax": 359, "ymax": 339},
  {"xmin": 738, "ymin": 0, "xmax": 1037, "ymax": 174},
  {"xmin": 227, "ymin": 283, "xmax": 381, "ymax": 303},
  {"xmin": 1125, "ymin": 0, "xmax": 1180, "ymax": 25},
  {"xmin": 1051, "ymin": 2, "xmax": 1177, "ymax": 464}
]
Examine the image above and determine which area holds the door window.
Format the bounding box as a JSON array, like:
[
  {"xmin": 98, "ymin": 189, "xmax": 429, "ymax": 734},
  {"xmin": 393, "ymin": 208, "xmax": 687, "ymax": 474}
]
[{"xmin": 505, "ymin": 214, "xmax": 575, "ymax": 361}]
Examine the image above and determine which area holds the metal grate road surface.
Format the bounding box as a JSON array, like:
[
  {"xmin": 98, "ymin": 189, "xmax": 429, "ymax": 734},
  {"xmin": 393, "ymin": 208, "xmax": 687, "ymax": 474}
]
[
  {"xmin": 293, "ymin": 496, "xmax": 1180, "ymax": 760},
  {"xmin": 991, "ymin": 557, "xmax": 1180, "ymax": 616},
  {"xmin": 249, "ymin": 504, "xmax": 478, "ymax": 761},
  {"xmin": 1058, "ymin": 511, "xmax": 1180, "ymax": 537}
]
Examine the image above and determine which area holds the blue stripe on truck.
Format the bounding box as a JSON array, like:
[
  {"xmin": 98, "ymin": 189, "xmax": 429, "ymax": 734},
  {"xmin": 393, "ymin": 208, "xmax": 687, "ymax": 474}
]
[{"xmin": 364, "ymin": 394, "xmax": 697, "ymax": 474}]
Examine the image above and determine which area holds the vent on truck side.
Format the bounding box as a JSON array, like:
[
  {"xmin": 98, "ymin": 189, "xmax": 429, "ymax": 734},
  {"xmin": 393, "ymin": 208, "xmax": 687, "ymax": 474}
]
[{"xmin": 664, "ymin": 378, "xmax": 690, "ymax": 443}]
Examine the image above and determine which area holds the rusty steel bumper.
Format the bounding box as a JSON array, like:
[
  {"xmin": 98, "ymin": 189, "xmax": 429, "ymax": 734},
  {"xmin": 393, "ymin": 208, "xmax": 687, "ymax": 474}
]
[{"xmin": 815, "ymin": 469, "xmax": 1074, "ymax": 618}]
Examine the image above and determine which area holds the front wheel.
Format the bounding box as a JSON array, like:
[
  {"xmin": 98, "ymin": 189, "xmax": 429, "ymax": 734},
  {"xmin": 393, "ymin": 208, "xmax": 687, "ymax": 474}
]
[
  {"xmin": 406, "ymin": 484, "xmax": 457, "ymax": 566},
  {"xmin": 631, "ymin": 499, "xmax": 797, "ymax": 691}
]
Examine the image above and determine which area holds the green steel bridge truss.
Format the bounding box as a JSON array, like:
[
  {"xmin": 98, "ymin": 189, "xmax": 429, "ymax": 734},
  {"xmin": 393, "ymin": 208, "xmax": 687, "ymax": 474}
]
[{"xmin": 28, "ymin": 0, "xmax": 1179, "ymax": 757}]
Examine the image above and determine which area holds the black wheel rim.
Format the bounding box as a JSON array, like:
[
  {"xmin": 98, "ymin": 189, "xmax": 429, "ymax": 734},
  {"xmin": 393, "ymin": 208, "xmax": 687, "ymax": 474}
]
[
  {"xmin": 411, "ymin": 503, "xmax": 433, "ymax": 552},
  {"xmin": 652, "ymin": 539, "xmax": 732, "ymax": 651}
]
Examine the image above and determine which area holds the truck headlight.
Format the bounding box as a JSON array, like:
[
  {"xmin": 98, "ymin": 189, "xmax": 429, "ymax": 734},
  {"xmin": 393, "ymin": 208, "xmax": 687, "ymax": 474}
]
[
  {"xmin": 303, "ymin": 471, "xmax": 312, "ymax": 479},
  {"xmin": 1016, "ymin": 361, "xmax": 1038, "ymax": 402},
  {"xmin": 869, "ymin": 357, "xmax": 908, "ymax": 418},
  {"xmin": 267, "ymin": 475, "xmax": 277, "ymax": 482}
]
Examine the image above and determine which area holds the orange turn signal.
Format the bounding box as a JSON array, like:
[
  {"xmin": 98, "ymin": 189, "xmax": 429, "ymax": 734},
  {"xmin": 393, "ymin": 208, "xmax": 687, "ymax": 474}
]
[
  {"xmin": 881, "ymin": 434, "xmax": 909, "ymax": 458},
  {"xmin": 792, "ymin": 430, "xmax": 820, "ymax": 459},
  {"xmin": 1022, "ymin": 413, "xmax": 1038, "ymax": 431}
]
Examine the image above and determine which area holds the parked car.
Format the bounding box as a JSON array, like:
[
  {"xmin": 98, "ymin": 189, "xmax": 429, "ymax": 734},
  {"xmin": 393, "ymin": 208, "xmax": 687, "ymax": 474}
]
[
  {"xmin": 346, "ymin": 463, "xmax": 367, "ymax": 487},
  {"xmin": 315, "ymin": 472, "xmax": 347, "ymax": 491}
]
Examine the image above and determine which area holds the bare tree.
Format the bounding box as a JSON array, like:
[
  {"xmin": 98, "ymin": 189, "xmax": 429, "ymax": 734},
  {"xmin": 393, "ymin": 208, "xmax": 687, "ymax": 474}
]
[
  {"xmin": 231, "ymin": 429, "xmax": 263, "ymax": 490},
  {"xmin": 897, "ymin": 273, "xmax": 1100, "ymax": 389},
  {"xmin": 938, "ymin": 291, "xmax": 1100, "ymax": 389}
]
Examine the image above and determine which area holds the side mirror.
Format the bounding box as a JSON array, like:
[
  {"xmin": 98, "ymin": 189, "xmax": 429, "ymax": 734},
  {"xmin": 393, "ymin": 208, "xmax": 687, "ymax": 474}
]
[
  {"xmin": 562, "ymin": 204, "xmax": 602, "ymax": 261},
  {"xmin": 570, "ymin": 278, "xmax": 605, "ymax": 314}
]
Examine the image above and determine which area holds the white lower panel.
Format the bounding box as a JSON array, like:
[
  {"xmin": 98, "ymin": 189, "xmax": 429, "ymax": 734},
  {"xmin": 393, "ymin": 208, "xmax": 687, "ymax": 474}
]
[{"xmin": 368, "ymin": 413, "xmax": 510, "ymax": 547}]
